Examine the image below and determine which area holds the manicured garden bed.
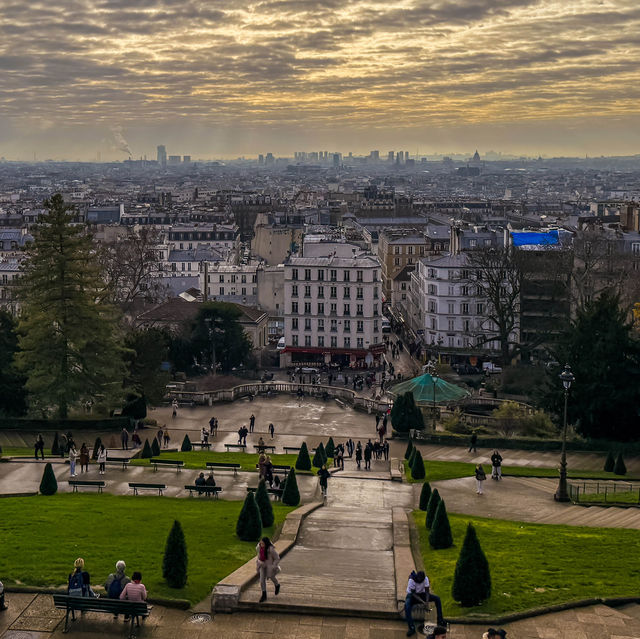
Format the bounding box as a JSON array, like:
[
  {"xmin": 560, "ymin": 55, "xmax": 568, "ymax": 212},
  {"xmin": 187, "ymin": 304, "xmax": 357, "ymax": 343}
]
[
  {"xmin": 412, "ymin": 511, "xmax": 640, "ymax": 617},
  {"xmin": 0, "ymin": 494, "xmax": 294, "ymax": 604}
]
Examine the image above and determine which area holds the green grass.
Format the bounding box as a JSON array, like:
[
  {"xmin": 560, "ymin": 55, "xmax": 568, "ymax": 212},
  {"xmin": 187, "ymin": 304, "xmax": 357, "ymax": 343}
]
[
  {"xmin": 0, "ymin": 494, "xmax": 294, "ymax": 604},
  {"xmin": 413, "ymin": 511, "xmax": 640, "ymax": 617},
  {"xmin": 403, "ymin": 460, "xmax": 639, "ymax": 483},
  {"xmin": 578, "ymin": 491, "xmax": 640, "ymax": 505},
  {"xmin": 0, "ymin": 447, "xmax": 42, "ymax": 458}
]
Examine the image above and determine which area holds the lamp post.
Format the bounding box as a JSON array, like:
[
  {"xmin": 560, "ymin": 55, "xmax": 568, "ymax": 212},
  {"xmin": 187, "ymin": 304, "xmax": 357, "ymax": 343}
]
[
  {"xmin": 554, "ymin": 364, "xmax": 575, "ymax": 502},
  {"xmin": 425, "ymin": 360, "xmax": 438, "ymax": 432},
  {"xmin": 204, "ymin": 317, "xmax": 224, "ymax": 376}
]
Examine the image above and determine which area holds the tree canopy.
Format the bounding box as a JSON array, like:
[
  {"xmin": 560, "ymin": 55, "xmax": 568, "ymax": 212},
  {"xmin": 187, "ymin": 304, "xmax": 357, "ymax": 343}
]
[{"xmin": 0, "ymin": 311, "xmax": 27, "ymax": 416}]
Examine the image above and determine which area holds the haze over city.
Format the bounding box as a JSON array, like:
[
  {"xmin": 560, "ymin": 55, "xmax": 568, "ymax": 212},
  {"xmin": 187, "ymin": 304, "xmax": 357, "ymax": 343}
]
[{"xmin": 2, "ymin": 0, "xmax": 640, "ymax": 161}]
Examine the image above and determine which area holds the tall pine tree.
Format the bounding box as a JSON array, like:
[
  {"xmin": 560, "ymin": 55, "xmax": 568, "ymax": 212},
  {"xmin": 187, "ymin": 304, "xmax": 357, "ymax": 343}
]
[{"xmin": 16, "ymin": 194, "xmax": 125, "ymax": 417}]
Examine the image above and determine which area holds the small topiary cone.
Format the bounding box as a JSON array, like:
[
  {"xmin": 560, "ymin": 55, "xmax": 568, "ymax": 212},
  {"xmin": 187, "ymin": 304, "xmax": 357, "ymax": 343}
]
[
  {"xmin": 429, "ymin": 499, "xmax": 453, "ymax": 549},
  {"xmin": 282, "ymin": 467, "xmax": 300, "ymax": 506},
  {"xmin": 614, "ymin": 453, "xmax": 627, "ymax": 476},
  {"xmin": 151, "ymin": 438, "xmax": 161, "ymax": 457},
  {"xmin": 419, "ymin": 481, "xmax": 432, "ymax": 510},
  {"xmin": 39, "ymin": 462, "xmax": 58, "ymax": 495},
  {"xmin": 236, "ymin": 492, "xmax": 263, "ymax": 541},
  {"xmin": 295, "ymin": 442, "xmax": 312, "ymax": 471},
  {"xmin": 404, "ymin": 440, "xmax": 414, "ymax": 460},
  {"xmin": 604, "ymin": 451, "xmax": 615, "ymax": 472},
  {"xmin": 181, "ymin": 434, "xmax": 192, "ymax": 452},
  {"xmin": 425, "ymin": 489, "xmax": 441, "ymax": 529}
]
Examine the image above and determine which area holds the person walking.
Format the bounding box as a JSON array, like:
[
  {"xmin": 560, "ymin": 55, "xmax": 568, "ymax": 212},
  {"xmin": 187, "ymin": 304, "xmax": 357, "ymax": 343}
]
[
  {"xmin": 491, "ymin": 450, "xmax": 503, "ymax": 480},
  {"xmin": 318, "ymin": 464, "xmax": 330, "ymax": 497},
  {"xmin": 383, "ymin": 440, "xmax": 390, "ymax": 461},
  {"xmin": 355, "ymin": 441, "xmax": 362, "ymax": 469},
  {"xmin": 68, "ymin": 444, "xmax": 78, "ymax": 477},
  {"xmin": 79, "ymin": 443, "xmax": 90, "ymax": 473},
  {"xmin": 249, "ymin": 414, "xmax": 255, "ymax": 433},
  {"xmin": 335, "ymin": 445, "xmax": 344, "ymax": 470},
  {"xmin": 364, "ymin": 440, "xmax": 372, "ymax": 470},
  {"xmin": 121, "ymin": 427, "xmax": 129, "ymax": 451},
  {"xmin": 201, "ymin": 427, "xmax": 209, "ymax": 445},
  {"xmin": 264, "ymin": 456, "xmax": 274, "ymax": 487},
  {"xmin": 375, "ymin": 413, "xmax": 381, "ymax": 432},
  {"xmin": 104, "ymin": 561, "xmax": 131, "ymax": 618},
  {"xmin": 256, "ymin": 537, "xmax": 280, "ymax": 602},
  {"xmin": 475, "ymin": 464, "xmax": 486, "ymax": 494},
  {"xmin": 97, "ymin": 444, "xmax": 107, "ymax": 475},
  {"xmin": 468, "ymin": 431, "xmax": 478, "ymax": 453},
  {"xmin": 163, "ymin": 428, "xmax": 170, "ymax": 448},
  {"xmin": 404, "ymin": 569, "xmax": 445, "ymax": 636},
  {"xmin": 268, "ymin": 423, "xmax": 275, "ymax": 438},
  {"xmin": 120, "ymin": 572, "xmax": 147, "ymax": 602},
  {"xmin": 209, "ymin": 417, "xmax": 216, "ymax": 436},
  {"xmin": 34, "ymin": 434, "xmax": 45, "ymax": 460}
]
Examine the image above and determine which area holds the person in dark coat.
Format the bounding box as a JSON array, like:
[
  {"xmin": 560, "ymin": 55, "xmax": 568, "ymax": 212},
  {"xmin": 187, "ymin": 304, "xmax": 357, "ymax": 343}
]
[
  {"xmin": 468, "ymin": 432, "xmax": 478, "ymax": 453},
  {"xmin": 317, "ymin": 464, "xmax": 330, "ymax": 497},
  {"xmin": 364, "ymin": 441, "xmax": 372, "ymax": 470},
  {"xmin": 355, "ymin": 441, "xmax": 362, "ymax": 469}
]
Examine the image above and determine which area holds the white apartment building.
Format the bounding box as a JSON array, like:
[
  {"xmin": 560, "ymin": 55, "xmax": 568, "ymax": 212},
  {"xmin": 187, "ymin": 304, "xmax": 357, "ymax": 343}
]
[
  {"xmin": 280, "ymin": 255, "xmax": 385, "ymax": 368},
  {"xmin": 200, "ymin": 262, "xmax": 259, "ymax": 306},
  {"xmin": 409, "ymin": 253, "xmax": 517, "ymax": 356}
]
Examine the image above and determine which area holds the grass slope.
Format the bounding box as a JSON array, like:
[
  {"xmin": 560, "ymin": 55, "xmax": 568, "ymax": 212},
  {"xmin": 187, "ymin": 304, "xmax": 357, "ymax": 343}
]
[
  {"xmin": 0, "ymin": 494, "xmax": 293, "ymax": 604},
  {"xmin": 413, "ymin": 511, "xmax": 640, "ymax": 617}
]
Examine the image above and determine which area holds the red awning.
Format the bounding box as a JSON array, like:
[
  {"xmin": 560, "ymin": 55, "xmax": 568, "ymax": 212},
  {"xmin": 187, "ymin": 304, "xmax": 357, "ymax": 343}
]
[{"xmin": 282, "ymin": 346, "xmax": 382, "ymax": 356}]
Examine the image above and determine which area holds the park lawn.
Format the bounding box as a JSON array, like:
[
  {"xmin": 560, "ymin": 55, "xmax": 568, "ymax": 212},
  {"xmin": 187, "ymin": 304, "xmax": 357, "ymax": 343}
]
[
  {"xmin": 412, "ymin": 511, "xmax": 640, "ymax": 617},
  {"xmin": 578, "ymin": 491, "xmax": 640, "ymax": 505},
  {"xmin": 129, "ymin": 450, "xmax": 326, "ymax": 473},
  {"xmin": 0, "ymin": 494, "xmax": 294, "ymax": 604},
  {"xmin": 0, "ymin": 447, "xmax": 37, "ymax": 458},
  {"xmin": 403, "ymin": 460, "xmax": 637, "ymax": 483}
]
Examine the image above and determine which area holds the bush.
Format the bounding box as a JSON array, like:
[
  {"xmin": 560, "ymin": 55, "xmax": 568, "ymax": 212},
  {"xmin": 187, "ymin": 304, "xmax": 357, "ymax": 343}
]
[
  {"xmin": 282, "ymin": 467, "xmax": 300, "ymax": 506},
  {"xmin": 312, "ymin": 443, "xmax": 326, "ymax": 468},
  {"xmin": 91, "ymin": 437, "xmax": 102, "ymax": 460},
  {"xmin": 614, "ymin": 453, "xmax": 627, "ymax": 476},
  {"xmin": 429, "ymin": 499, "xmax": 453, "ymax": 549},
  {"xmin": 51, "ymin": 432, "xmax": 60, "ymax": 456},
  {"xmin": 141, "ymin": 439, "xmax": 153, "ymax": 459},
  {"xmin": 325, "ymin": 437, "xmax": 335, "ymax": 458},
  {"xmin": 404, "ymin": 440, "xmax": 414, "ymax": 460},
  {"xmin": 391, "ymin": 391, "xmax": 425, "ymax": 434},
  {"xmin": 452, "ymin": 523, "xmax": 491, "ymax": 607},
  {"xmin": 419, "ymin": 482, "xmax": 432, "ymax": 511},
  {"xmin": 255, "ymin": 479, "xmax": 275, "ymax": 527},
  {"xmin": 181, "ymin": 434, "xmax": 192, "ymax": 452},
  {"xmin": 151, "ymin": 438, "xmax": 161, "ymax": 457},
  {"xmin": 604, "ymin": 451, "xmax": 615, "ymax": 473},
  {"xmin": 39, "ymin": 462, "xmax": 58, "ymax": 495},
  {"xmin": 411, "ymin": 452, "xmax": 426, "ymax": 480},
  {"xmin": 162, "ymin": 520, "xmax": 188, "ymax": 588},
  {"xmin": 122, "ymin": 394, "xmax": 147, "ymax": 420},
  {"xmin": 295, "ymin": 442, "xmax": 311, "ymax": 471},
  {"xmin": 425, "ymin": 489, "xmax": 441, "ymax": 529},
  {"xmin": 442, "ymin": 408, "xmax": 469, "ymax": 434},
  {"xmin": 236, "ymin": 492, "xmax": 263, "ymax": 541}
]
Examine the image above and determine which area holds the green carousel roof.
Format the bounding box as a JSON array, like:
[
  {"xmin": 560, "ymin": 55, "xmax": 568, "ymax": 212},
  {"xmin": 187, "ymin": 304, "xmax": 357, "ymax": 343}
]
[{"xmin": 390, "ymin": 373, "xmax": 470, "ymax": 404}]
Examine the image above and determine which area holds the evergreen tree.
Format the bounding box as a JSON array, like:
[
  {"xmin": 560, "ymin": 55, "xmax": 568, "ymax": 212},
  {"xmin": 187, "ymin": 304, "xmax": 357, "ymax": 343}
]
[
  {"xmin": 425, "ymin": 489, "xmax": 441, "ymax": 529},
  {"xmin": 281, "ymin": 467, "xmax": 300, "ymax": 506},
  {"xmin": 39, "ymin": 462, "xmax": 58, "ymax": 495},
  {"xmin": 295, "ymin": 442, "xmax": 312, "ymax": 471},
  {"xmin": 141, "ymin": 438, "xmax": 153, "ymax": 458},
  {"xmin": 236, "ymin": 492, "xmax": 263, "ymax": 541},
  {"xmin": 51, "ymin": 432, "xmax": 60, "ymax": 456},
  {"xmin": 407, "ymin": 446, "xmax": 417, "ymax": 469},
  {"xmin": 122, "ymin": 394, "xmax": 147, "ymax": 420},
  {"xmin": 419, "ymin": 481, "xmax": 432, "ymax": 511},
  {"xmin": 162, "ymin": 520, "xmax": 188, "ymax": 588},
  {"xmin": 312, "ymin": 443, "xmax": 326, "ymax": 468},
  {"xmin": 604, "ymin": 451, "xmax": 615, "ymax": 472},
  {"xmin": 325, "ymin": 437, "xmax": 335, "ymax": 458},
  {"xmin": 411, "ymin": 452, "xmax": 426, "ymax": 480},
  {"xmin": 0, "ymin": 311, "xmax": 27, "ymax": 416},
  {"xmin": 391, "ymin": 391, "xmax": 425, "ymax": 434},
  {"xmin": 429, "ymin": 499, "xmax": 453, "ymax": 549},
  {"xmin": 91, "ymin": 437, "xmax": 102, "ymax": 460},
  {"xmin": 614, "ymin": 453, "xmax": 627, "ymax": 476},
  {"xmin": 16, "ymin": 194, "xmax": 125, "ymax": 418},
  {"xmin": 181, "ymin": 434, "xmax": 192, "ymax": 452},
  {"xmin": 255, "ymin": 479, "xmax": 275, "ymax": 527},
  {"xmin": 123, "ymin": 328, "xmax": 171, "ymax": 404},
  {"xmin": 452, "ymin": 523, "xmax": 491, "ymax": 607},
  {"xmin": 404, "ymin": 440, "xmax": 414, "ymax": 460},
  {"xmin": 151, "ymin": 438, "xmax": 161, "ymax": 457}
]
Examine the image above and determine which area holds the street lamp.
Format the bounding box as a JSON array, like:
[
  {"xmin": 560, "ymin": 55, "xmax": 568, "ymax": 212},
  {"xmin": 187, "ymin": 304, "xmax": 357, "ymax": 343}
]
[
  {"xmin": 204, "ymin": 317, "xmax": 224, "ymax": 376},
  {"xmin": 554, "ymin": 364, "xmax": 575, "ymax": 502},
  {"xmin": 425, "ymin": 360, "xmax": 438, "ymax": 432}
]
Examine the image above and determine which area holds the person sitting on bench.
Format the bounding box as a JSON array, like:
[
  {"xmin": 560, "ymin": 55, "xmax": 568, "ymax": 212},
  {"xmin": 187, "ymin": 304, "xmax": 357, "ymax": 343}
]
[
  {"xmin": 205, "ymin": 472, "xmax": 216, "ymax": 487},
  {"xmin": 404, "ymin": 570, "xmax": 444, "ymax": 636},
  {"xmin": 194, "ymin": 472, "xmax": 207, "ymax": 495}
]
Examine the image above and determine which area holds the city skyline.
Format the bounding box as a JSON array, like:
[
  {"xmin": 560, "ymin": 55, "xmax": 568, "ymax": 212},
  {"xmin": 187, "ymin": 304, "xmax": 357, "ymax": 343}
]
[{"xmin": 2, "ymin": 0, "xmax": 640, "ymax": 160}]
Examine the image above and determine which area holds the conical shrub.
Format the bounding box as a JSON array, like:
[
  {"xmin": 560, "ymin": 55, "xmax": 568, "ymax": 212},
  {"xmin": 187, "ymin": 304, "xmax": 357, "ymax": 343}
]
[
  {"xmin": 141, "ymin": 438, "xmax": 153, "ymax": 458},
  {"xmin": 51, "ymin": 432, "xmax": 60, "ymax": 456},
  {"xmin": 614, "ymin": 453, "xmax": 627, "ymax": 476},
  {"xmin": 282, "ymin": 467, "xmax": 300, "ymax": 506},
  {"xmin": 181, "ymin": 434, "xmax": 192, "ymax": 452},
  {"xmin": 419, "ymin": 481, "xmax": 432, "ymax": 511},
  {"xmin": 325, "ymin": 437, "xmax": 335, "ymax": 458},
  {"xmin": 255, "ymin": 479, "xmax": 275, "ymax": 527},
  {"xmin": 429, "ymin": 499, "xmax": 453, "ymax": 549},
  {"xmin": 236, "ymin": 492, "xmax": 263, "ymax": 541},
  {"xmin": 312, "ymin": 443, "xmax": 326, "ymax": 468},
  {"xmin": 452, "ymin": 523, "xmax": 491, "ymax": 607},
  {"xmin": 604, "ymin": 451, "xmax": 615, "ymax": 472},
  {"xmin": 426, "ymin": 489, "xmax": 441, "ymax": 529},
  {"xmin": 407, "ymin": 446, "xmax": 417, "ymax": 469},
  {"xmin": 39, "ymin": 462, "xmax": 58, "ymax": 495},
  {"xmin": 91, "ymin": 437, "xmax": 102, "ymax": 460},
  {"xmin": 151, "ymin": 438, "xmax": 161, "ymax": 457},
  {"xmin": 162, "ymin": 520, "xmax": 188, "ymax": 588},
  {"xmin": 295, "ymin": 442, "xmax": 311, "ymax": 471},
  {"xmin": 411, "ymin": 452, "xmax": 426, "ymax": 480},
  {"xmin": 404, "ymin": 440, "xmax": 414, "ymax": 460}
]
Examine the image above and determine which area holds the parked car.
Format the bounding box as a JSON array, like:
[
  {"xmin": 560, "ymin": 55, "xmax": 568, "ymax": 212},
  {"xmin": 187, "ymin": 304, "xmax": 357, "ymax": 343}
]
[{"xmin": 276, "ymin": 336, "xmax": 286, "ymax": 351}]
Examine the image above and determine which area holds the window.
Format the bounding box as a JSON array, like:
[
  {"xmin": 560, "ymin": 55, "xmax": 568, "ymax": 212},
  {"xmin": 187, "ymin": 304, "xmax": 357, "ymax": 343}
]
[
  {"xmin": 429, "ymin": 301, "xmax": 437, "ymax": 313},
  {"xmin": 291, "ymin": 285, "xmax": 298, "ymax": 297},
  {"xmin": 330, "ymin": 286, "xmax": 337, "ymax": 298},
  {"xmin": 357, "ymin": 320, "xmax": 364, "ymax": 333},
  {"xmin": 343, "ymin": 304, "xmax": 351, "ymax": 315},
  {"xmin": 461, "ymin": 303, "xmax": 469, "ymax": 315},
  {"xmin": 304, "ymin": 318, "xmax": 311, "ymax": 331},
  {"xmin": 343, "ymin": 270, "xmax": 350, "ymax": 281},
  {"xmin": 344, "ymin": 336, "xmax": 351, "ymax": 348},
  {"xmin": 343, "ymin": 287, "xmax": 351, "ymax": 299},
  {"xmin": 330, "ymin": 269, "xmax": 337, "ymax": 281},
  {"xmin": 374, "ymin": 320, "xmax": 379, "ymax": 332},
  {"xmin": 632, "ymin": 243, "xmax": 640, "ymax": 255},
  {"xmin": 356, "ymin": 270, "xmax": 363, "ymax": 282},
  {"xmin": 219, "ymin": 274, "xmax": 225, "ymax": 282},
  {"xmin": 241, "ymin": 287, "xmax": 246, "ymax": 295},
  {"xmin": 461, "ymin": 269, "xmax": 470, "ymax": 280},
  {"xmin": 318, "ymin": 270, "xmax": 324, "ymax": 281},
  {"xmin": 305, "ymin": 335, "xmax": 311, "ymax": 346},
  {"xmin": 331, "ymin": 336, "xmax": 337, "ymax": 347},
  {"xmin": 304, "ymin": 269, "xmax": 311, "ymax": 281},
  {"xmin": 318, "ymin": 335, "xmax": 324, "ymax": 347},
  {"xmin": 356, "ymin": 287, "xmax": 363, "ymax": 299},
  {"xmin": 431, "ymin": 318, "xmax": 437, "ymax": 330},
  {"xmin": 428, "ymin": 284, "xmax": 437, "ymax": 295},
  {"xmin": 344, "ymin": 319, "xmax": 351, "ymax": 332},
  {"xmin": 219, "ymin": 286, "xmax": 224, "ymax": 295},
  {"xmin": 476, "ymin": 303, "xmax": 485, "ymax": 314},
  {"xmin": 463, "ymin": 319, "xmax": 470, "ymax": 332},
  {"xmin": 356, "ymin": 304, "xmax": 363, "ymax": 316},
  {"xmin": 373, "ymin": 303, "xmax": 379, "ymax": 316},
  {"xmin": 373, "ymin": 271, "xmax": 378, "ymax": 281},
  {"xmin": 304, "ymin": 285, "xmax": 311, "ymax": 297},
  {"xmin": 291, "ymin": 302, "xmax": 298, "ymax": 314},
  {"xmin": 447, "ymin": 302, "xmax": 454, "ymax": 314},
  {"xmin": 331, "ymin": 319, "xmax": 338, "ymax": 332},
  {"xmin": 292, "ymin": 268, "xmax": 298, "ymax": 280},
  {"xmin": 241, "ymin": 274, "xmax": 246, "ymax": 283},
  {"xmin": 394, "ymin": 257, "xmax": 400, "ymax": 266},
  {"xmin": 304, "ymin": 302, "xmax": 311, "ymax": 314},
  {"xmin": 292, "ymin": 334, "xmax": 298, "ymax": 346},
  {"xmin": 448, "ymin": 319, "xmax": 454, "ymax": 331},
  {"xmin": 231, "ymin": 274, "xmax": 236, "ymax": 283},
  {"xmin": 461, "ymin": 285, "xmax": 469, "ymax": 296},
  {"xmin": 318, "ymin": 286, "xmax": 324, "ymax": 298},
  {"xmin": 318, "ymin": 302, "xmax": 324, "ymax": 315},
  {"xmin": 374, "ymin": 287, "xmax": 378, "ymax": 299},
  {"xmin": 291, "ymin": 318, "xmax": 298, "ymax": 330},
  {"xmin": 408, "ymin": 246, "xmax": 414, "ymax": 254},
  {"xmin": 394, "ymin": 246, "xmax": 400, "ymax": 254},
  {"xmin": 330, "ymin": 303, "xmax": 337, "ymax": 315},
  {"xmin": 357, "ymin": 338, "xmax": 364, "ymax": 348},
  {"xmin": 318, "ymin": 319, "xmax": 324, "ymax": 332}
]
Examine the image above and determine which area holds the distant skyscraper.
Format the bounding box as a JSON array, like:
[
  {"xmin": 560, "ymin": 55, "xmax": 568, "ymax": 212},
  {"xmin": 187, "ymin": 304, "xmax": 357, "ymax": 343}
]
[
  {"xmin": 370, "ymin": 150, "xmax": 380, "ymax": 161},
  {"xmin": 387, "ymin": 151, "xmax": 394, "ymax": 163},
  {"xmin": 168, "ymin": 155, "xmax": 181, "ymax": 165},
  {"xmin": 258, "ymin": 154, "xmax": 264, "ymax": 165},
  {"xmin": 333, "ymin": 153, "xmax": 341, "ymax": 168},
  {"xmin": 183, "ymin": 155, "xmax": 191, "ymax": 164},
  {"xmin": 157, "ymin": 145, "xmax": 167, "ymax": 168}
]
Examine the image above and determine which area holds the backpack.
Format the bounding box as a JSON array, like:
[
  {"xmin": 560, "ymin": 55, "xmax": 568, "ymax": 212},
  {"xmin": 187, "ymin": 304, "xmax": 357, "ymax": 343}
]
[
  {"xmin": 68, "ymin": 571, "xmax": 85, "ymax": 596},
  {"xmin": 108, "ymin": 575, "xmax": 124, "ymax": 599}
]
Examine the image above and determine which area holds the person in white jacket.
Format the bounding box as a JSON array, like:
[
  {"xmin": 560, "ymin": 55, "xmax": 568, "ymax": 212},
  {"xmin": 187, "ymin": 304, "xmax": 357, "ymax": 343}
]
[
  {"xmin": 68, "ymin": 445, "xmax": 78, "ymax": 477},
  {"xmin": 255, "ymin": 537, "xmax": 280, "ymax": 602},
  {"xmin": 97, "ymin": 445, "xmax": 107, "ymax": 475}
]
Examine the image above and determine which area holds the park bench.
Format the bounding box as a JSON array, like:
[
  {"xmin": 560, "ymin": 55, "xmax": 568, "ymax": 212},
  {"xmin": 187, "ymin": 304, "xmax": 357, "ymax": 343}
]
[
  {"xmin": 129, "ymin": 482, "xmax": 166, "ymax": 496},
  {"xmin": 255, "ymin": 464, "xmax": 290, "ymax": 477},
  {"xmin": 254, "ymin": 445, "xmax": 276, "ymax": 454},
  {"xmin": 206, "ymin": 461, "xmax": 241, "ymax": 477},
  {"xmin": 224, "ymin": 443, "xmax": 246, "ymax": 452},
  {"xmin": 184, "ymin": 485, "xmax": 222, "ymax": 498},
  {"xmin": 246, "ymin": 486, "xmax": 283, "ymax": 500},
  {"xmin": 191, "ymin": 442, "xmax": 211, "ymax": 450},
  {"xmin": 104, "ymin": 458, "xmax": 130, "ymax": 470},
  {"xmin": 52, "ymin": 593, "xmax": 149, "ymax": 639},
  {"xmin": 68, "ymin": 480, "xmax": 105, "ymax": 494},
  {"xmin": 282, "ymin": 446, "xmax": 301, "ymax": 454},
  {"xmin": 149, "ymin": 458, "xmax": 184, "ymax": 472}
]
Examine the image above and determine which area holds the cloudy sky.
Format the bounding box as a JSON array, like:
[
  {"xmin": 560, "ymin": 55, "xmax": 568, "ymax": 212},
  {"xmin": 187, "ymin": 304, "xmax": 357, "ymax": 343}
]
[{"xmin": 1, "ymin": 0, "xmax": 640, "ymax": 160}]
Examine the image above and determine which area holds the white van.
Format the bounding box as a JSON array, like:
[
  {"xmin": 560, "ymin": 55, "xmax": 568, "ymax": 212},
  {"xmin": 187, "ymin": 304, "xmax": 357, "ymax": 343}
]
[
  {"xmin": 276, "ymin": 336, "xmax": 286, "ymax": 351},
  {"xmin": 482, "ymin": 362, "xmax": 502, "ymax": 374},
  {"xmin": 382, "ymin": 318, "xmax": 391, "ymax": 333}
]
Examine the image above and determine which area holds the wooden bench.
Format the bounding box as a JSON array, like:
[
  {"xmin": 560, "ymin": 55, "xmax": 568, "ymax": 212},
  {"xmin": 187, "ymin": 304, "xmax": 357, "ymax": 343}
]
[
  {"xmin": 255, "ymin": 464, "xmax": 290, "ymax": 476},
  {"xmin": 129, "ymin": 482, "xmax": 166, "ymax": 496},
  {"xmin": 68, "ymin": 480, "xmax": 105, "ymax": 494},
  {"xmin": 149, "ymin": 458, "xmax": 184, "ymax": 472},
  {"xmin": 254, "ymin": 445, "xmax": 276, "ymax": 454},
  {"xmin": 224, "ymin": 443, "xmax": 246, "ymax": 452},
  {"xmin": 191, "ymin": 442, "xmax": 211, "ymax": 450},
  {"xmin": 52, "ymin": 594, "xmax": 149, "ymax": 639},
  {"xmin": 206, "ymin": 461, "xmax": 241, "ymax": 476},
  {"xmin": 283, "ymin": 446, "xmax": 301, "ymax": 454},
  {"xmin": 246, "ymin": 486, "xmax": 284, "ymax": 500},
  {"xmin": 104, "ymin": 458, "xmax": 130, "ymax": 470},
  {"xmin": 184, "ymin": 485, "xmax": 222, "ymax": 498}
]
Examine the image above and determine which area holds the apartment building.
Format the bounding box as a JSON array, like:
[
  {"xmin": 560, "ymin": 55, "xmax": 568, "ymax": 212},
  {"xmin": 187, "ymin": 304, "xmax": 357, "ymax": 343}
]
[{"xmin": 200, "ymin": 262, "xmax": 259, "ymax": 306}]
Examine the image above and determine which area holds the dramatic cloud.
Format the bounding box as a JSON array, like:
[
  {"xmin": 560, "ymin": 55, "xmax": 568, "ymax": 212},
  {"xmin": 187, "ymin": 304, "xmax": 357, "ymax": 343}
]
[{"xmin": 1, "ymin": 0, "xmax": 639, "ymax": 158}]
